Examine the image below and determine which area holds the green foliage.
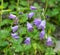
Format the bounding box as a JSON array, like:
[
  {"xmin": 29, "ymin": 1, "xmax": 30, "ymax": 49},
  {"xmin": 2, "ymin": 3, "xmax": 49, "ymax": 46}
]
[
  {"xmin": 0, "ymin": 41, "xmax": 9, "ymax": 50},
  {"xmin": 19, "ymin": 14, "xmax": 28, "ymax": 23},
  {"xmin": 0, "ymin": 0, "xmax": 60, "ymax": 55},
  {"xmin": 0, "ymin": 19, "xmax": 13, "ymax": 27},
  {"xmin": 0, "ymin": 30, "xmax": 10, "ymax": 39},
  {"xmin": 19, "ymin": 27, "xmax": 27, "ymax": 36},
  {"xmin": 45, "ymin": 48, "xmax": 55, "ymax": 55}
]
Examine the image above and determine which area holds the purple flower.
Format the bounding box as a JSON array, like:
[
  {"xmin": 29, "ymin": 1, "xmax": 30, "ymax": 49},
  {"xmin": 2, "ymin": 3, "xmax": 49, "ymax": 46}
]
[
  {"xmin": 30, "ymin": 6, "xmax": 37, "ymax": 10},
  {"xmin": 34, "ymin": 18, "xmax": 41, "ymax": 27},
  {"xmin": 46, "ymin": 37, "xmax": 53, "ymax": 46},
  {"xmin": 11, "ymin": 25, "xmax": 18, "ymax": 32},
  {"xmin": 24, "ymin": 37, "xmax": 30, "ymax": 45},
  {"xmin": 9, "ymin": 14, "xmax": 16, "ymax": 19},
  {"xmin": 40, "ymin": 30, "xmax": 45, "ymax": 39},
  {"xmin": 28, "ymin": 12, "xmax": 34, "ymax": 19},
  {"xmin": 11, "ymin": 33, "xmax": 19, "ymax": 39},
  {"xmin": 38, "ymin": 20, "xmax": 46, "ymax": 30},
  {"xmin": 27, "ymin": 22, "xmax": 33, "ymax": 32}
]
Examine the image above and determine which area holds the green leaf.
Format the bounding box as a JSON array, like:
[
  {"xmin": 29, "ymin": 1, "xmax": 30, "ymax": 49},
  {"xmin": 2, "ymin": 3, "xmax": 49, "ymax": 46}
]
[
  {"xmin": 19, "ymin": 27, "xmax": 27, "ymax": 36},
  {"xmin": 37, "ymin": 44, "xmax": 45, "ymax": 53},
  {"xmin": 0, "ymin": 19, "xmax": 13, "ymax": 26},
  {"xmin": 51, "ymin": 9, "xmax": 59, "ymax": 16},
  {"xmin": 20, "ymin": 1, "xmax": 28, "ymax": 7},
  {"xmin": 24, "ymin": 45, "xmax": 31, "ymax": 51},
  {"xmin": 0, "ymin": 30, "xmax": 10, "ymax": 39},
  {"xmin": 45, "ymin": 48, "xmax": 55, "ymax": 55},
  {"xmin": 0, "ymin": 5, "xmax": 4, "ymax": 9},
  {"xmin": 46, "ymin": 22, "xmax": 55, "ymax": 34},
  {"xmin": 34, "ymin": 3, "xmax": 39, "ymax": 7},
  {"xmin": 0, "ymin": 41, "xmax": 9, "ymax": 50},
  {"xmin": 48, "ymin": 0, "xmax": 55, "ymax": 7},
  {"xmin": 12, "ymin": 40, "xmax": 23, "ymax": 52},
  {"xmin": 47, "ymin": 8, "xmax": 59, "ymax": 17},
  {"xmin": 27, "ymin": 28, "xmax": 39, "ymax": 40},
  {"xmin": 9, "ymin": 5, "xmax": 16, "ymax": 10},
  {"xmin": 19, "ymin": 14, "xmax": 28, "ymax": 23},
  {"xmin": 3, "ymin": 2, "xmax": 8, "ymax": 8},
  {"xmin": 15, "ymin": 45, "xmax": 23, "ymax": 52}
]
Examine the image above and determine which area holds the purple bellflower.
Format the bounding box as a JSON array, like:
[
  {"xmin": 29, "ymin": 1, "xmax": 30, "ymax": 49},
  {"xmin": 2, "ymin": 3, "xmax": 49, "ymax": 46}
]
[
  {"xmin": 34, "ymin": 18, "xmax": 41, "ymax": 27},
  {"xmin": 28, "ymin": 12, "xmax": 34, "ymax": 19},
  {"xmin": 11, "ymin": 25, "xmax": 18, "ymax": 32},
  {"xmin": 27, "ymin": 22, "xmax": 33, "ymax": 32},
  {"xmin": 46, "ymin": 37, "xmax": 53, "ymax": 46},
  {"xmin": 30, "ymin": 6, "xmax": 37, "ymax": 10},
  {"xmin": 9, "ymin": 14, "xmax": 16, "ymax": 19},
  {"xmin": 38, "ymin": 20, "xmax": 46, "ymax": 30},
  {"xmin": 40, "ymin": 30, "xmax": 45, "ymax": 39},
  {"xmin": 24, "ymin": 37, "xmax": 30, "ymax": 45},
  {"xmin": 11, "ymin": 33, "xmax": 19, "ymax": 39}
]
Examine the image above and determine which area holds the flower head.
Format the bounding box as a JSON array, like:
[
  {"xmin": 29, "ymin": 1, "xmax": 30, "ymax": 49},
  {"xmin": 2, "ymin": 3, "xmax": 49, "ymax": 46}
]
[
  {"xmin": 9, "ymin": 14, "xmax": 16, "ymax": 19},
  {"xmin": 38, "ymin": 20, "xmax": 46, "ymax": 30},
  {"xmin": 46, "ymin": 37, "xmax": 53, "ymax": 46},
  {"xmin": 27, "ymin": 22, "xmax": 33, "ymax": 32},
  {"xmin": 28, "ymin": 12, "xmax": 34, "ymax": 19},
  {"xmin": 11, "ymin": 25, "xmax": 18, "ymax": 32},
  {"xmin": 11, "ymin": 33, "xmax": 19, "ymax": 39},
  {"xmin": 34, "ymin": 18, "xmax": 41, "ymax": 27},
  {"xmin": 30, "ymin": 6, "xmax": 37, "ymax": 10},
  {"xmin": 40, "ymin": 30, "xmax": 45, "ymax": 39},
  {"xmin": 24, "ymin": 37, "xmax": 30, "ymax": 45}
]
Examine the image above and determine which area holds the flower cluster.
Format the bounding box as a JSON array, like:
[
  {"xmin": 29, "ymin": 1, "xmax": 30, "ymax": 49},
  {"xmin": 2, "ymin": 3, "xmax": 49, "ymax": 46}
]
[
  {"xmin": 8, "ymin": 6, "xmax": 53, "ymax": 46},
  {"xmin": 26, "ymin": 6, "xmax": 53, "ymax": 46},
  {"xmin": 9, "ymin": 14, "xmax": 19, "ymax": 39}
]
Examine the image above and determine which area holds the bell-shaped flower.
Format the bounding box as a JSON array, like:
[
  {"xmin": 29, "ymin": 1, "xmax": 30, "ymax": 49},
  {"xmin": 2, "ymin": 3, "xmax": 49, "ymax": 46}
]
[
  {"xmin": 28, "ymin": 12, "xmax": 34, "ymax": 19},
  {"xmin": 11, "ymin": 33, "xmax": 19, "ymax": 39},
  {"xmin": 30, "ymin": 6, "xmax": 37, "ymax": 10},
  {"xmin": 27, "ymin": 22, "xmax": 33, "ymax": 32},
  {"xmin": 40, "ymin": 30, "xmax": 45, "ymax": 39},
  {"xmin": 46, "ymin": 37, "xmax": 53, "ymax": 46},
  {"xmin": 38, "ymin": 20, "xmax": 46, "ymax": 30},
  {"xmin": 11, "ymin": 25, "xmax": 18, "ymax": 32},
  {"xmin": 34, "ymin": 18, "xmax": 41, "ymax": 27},
  {"xmin": 24, "ymin": 37, "xmax": 30, "ymax": 45},
  {"xmin": 9, "ymin": 14, "xmax": 16, "ymax": 19}
]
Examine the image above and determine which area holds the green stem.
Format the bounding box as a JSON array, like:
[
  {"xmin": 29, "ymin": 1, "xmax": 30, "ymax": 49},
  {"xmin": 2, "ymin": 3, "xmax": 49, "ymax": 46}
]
[
  {"xmin": 0, "ymin": 0, "xmax": 3, "ymax": 29},
  {"xmin": 44, "ymin": 0, "xmax": 48, "ymax": 14},
  {"xmin": 16, "ymin": 0, "xmax": 19, "ymax": 16},
  {"xmin": 27, "ymin": 0, "xmax": 30, "ymax": 7},
  {"xmin": 34, "ymin": 49, "xmax": 37, "ymax": 55},
  {"xmin": 42, "ymin": 0, "xmax": 48, "ymax": 20}
]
